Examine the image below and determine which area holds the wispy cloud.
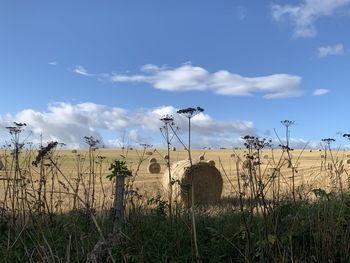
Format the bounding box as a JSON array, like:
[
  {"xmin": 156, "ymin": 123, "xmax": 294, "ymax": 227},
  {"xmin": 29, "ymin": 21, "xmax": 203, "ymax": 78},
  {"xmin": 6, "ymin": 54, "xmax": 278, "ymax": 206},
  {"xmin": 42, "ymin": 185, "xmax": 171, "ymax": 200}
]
[
  {"xmin": 0, "ymin": 103, "xmax": 255, "ymax": 148},
  {"xmin": 110, "ymin": 64, "xmax": 303, "ymax": 99},
  {"xmin": 48, "ymin": 61, "xmax": 58, "ymax": 66},
  {"xmin": 271, "ymin": 0, "xmax": 350, "ymax": 38},
  {"xmin": 313, "ymin": 88, "xmax": 330, "ymax": 96},
  {"xmin": 73, "ymin": 65, "xmax": 93, "ymax": 76},
  {"xmin": 318, "ymin": 44, "xmax": 345, "ymax": 58},
  {"xmin": 236, "ymin": 6, "xmax": 247, "ymax": 21}
]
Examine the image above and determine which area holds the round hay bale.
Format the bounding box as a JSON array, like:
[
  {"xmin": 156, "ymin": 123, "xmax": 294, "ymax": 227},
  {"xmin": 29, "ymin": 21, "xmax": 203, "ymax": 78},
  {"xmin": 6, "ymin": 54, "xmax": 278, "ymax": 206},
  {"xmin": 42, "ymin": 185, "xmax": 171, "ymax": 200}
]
[
  {"xmin": 71, "ymin": 149, "xmax": 78, "ymax": 154},
  {"xmin": 172, "ymin": 147, "xmax": 176, "ymax": 151},
  {"xmin": 321, "ymin": 155, "xmax": 325, "ymax": 158},
  {"xmin": 263, "ymin": 155, "xmax": 269, "ymax": 159},
  {"xmin": 0, "ymin": 160, "xmax": 4, "ymax": 170},
  {"xmin": 149, "ymin": 157, "xmax": 157, "ymax": 164},
  {"xmin": 206, "ymin": 160, "xmax": 215, "ymax": 166},
  {"xmin": 163, "ymin": 154, "xmax": 169, "ymax": 160},
  {"xmin": 230, "ymin": 153, "xmax": 236, "ymax": 158},
  {"xmin": 199, "ymin": 154, "xmax": 205, "ymax": 161},
  {"xmin": 163, "ymin": 160, "xmax": 223, "ymax": 206},
  {"xmin": 147, "ymin": 162, "xmax": 161, "ymax": 174},
  {"xmin": 146, "ymin": 151, "xmax": 153, "ymax": 156},
  {"xmin": 347, "ymin": 159, "xmax": 350, "ymax": 164}
]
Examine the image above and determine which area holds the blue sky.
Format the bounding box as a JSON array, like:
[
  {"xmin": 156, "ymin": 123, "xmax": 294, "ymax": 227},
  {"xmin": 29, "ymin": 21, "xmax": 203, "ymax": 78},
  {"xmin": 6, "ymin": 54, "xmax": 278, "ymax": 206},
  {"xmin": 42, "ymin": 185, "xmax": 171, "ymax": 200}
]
[{"xmin": 1, "ymin": 0, "xmax": 350, "ymax": 149}]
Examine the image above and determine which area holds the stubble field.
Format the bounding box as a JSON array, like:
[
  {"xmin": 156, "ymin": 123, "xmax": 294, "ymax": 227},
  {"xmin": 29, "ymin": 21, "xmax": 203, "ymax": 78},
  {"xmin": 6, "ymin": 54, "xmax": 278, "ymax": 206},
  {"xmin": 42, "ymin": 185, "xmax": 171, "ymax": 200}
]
[{"xmin": 1, "ymin": 147, "xmax": 345, "ymax": 212}]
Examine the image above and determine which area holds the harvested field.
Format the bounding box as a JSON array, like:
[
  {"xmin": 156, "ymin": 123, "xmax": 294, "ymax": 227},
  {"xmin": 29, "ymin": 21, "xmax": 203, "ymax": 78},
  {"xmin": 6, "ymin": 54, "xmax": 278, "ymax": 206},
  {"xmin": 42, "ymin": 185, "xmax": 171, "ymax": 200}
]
[{"xmin": 0, "ymin": 148, "xmax": 347, "ymax": 212}]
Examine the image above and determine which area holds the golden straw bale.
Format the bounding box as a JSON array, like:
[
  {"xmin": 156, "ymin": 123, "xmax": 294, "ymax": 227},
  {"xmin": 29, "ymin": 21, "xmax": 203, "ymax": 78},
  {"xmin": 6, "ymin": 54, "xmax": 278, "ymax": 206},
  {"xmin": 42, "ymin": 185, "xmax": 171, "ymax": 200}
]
[
  {"xmin": 199, "ymin": 154, "xmax": 205, "ymax": 161},
  {"xmin": 149, "ymin": 157, "xmax": 157, "ymax": 164},
  {"xmin": 163, "ymin": 160, "xmax": 223, "ymax": 206},
  {"xmin": 147, "ymin": 162, "xmax": 161, "ymax": 174},
  {"xmin": 146, "ymin": 151, "xmax": 153, "ymax": 156},
  {"xmin": 163, "ymin": 155, "xmax": 169, "ymax": 160},
  {"xmin": 206, "ymin": 160, "xmax": 216, "ymax": 166},
  {"xmin": 71, "ymin": 149, "xmax": 78, "ymax": 154}
]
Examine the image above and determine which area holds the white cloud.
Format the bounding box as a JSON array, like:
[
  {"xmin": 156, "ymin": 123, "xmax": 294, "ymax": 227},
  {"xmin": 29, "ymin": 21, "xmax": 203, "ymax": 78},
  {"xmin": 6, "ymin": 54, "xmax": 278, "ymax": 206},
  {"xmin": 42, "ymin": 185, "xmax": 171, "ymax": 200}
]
[
  {"xmin": 313, "ymin": 88, "xmax": 330, "ymax": 96},
  {"xmin": 276, "ymin": 138, "xmax": 321, "ymax": 149},
  {"xmin": 48, "ymin": 61, "xmax": 57, "ymax": 66},
  {"xmin": 318, "ymin": 44, "xmax": 345, "ymax": 58},
  {"xmin": 271, "ymin": 0, "xmax": 350, "ymax": 38},
  {"xmin": 132, "ymin": 105, "xmax": 255, "ymax": 137},
  {"xmin": 110, "ymin": 64, "xmax": 302, "ymax": 99},
  {"xmin": 73, "ymin": 65, "xmax": 93, "ymax": 76},
  {"xmin": 0, "ymin": 103, "xmax": 255, "ymax": 149},
  {"xmin": 191, "ymin": 113, "xmax": 254, "ymax": 136},
  {"xmin": 1, "ymin": 103, "xmax": 326, "ymax": 150}
]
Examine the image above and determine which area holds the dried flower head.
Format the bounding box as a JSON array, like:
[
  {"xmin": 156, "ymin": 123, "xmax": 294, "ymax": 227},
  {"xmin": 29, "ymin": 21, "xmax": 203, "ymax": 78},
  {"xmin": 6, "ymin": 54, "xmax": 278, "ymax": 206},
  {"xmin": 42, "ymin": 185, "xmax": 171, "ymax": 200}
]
[
  {"xmin": 343, "ymin": 133, "xmax": 350, "ymax": 140},
  {"xmin": 321, "ymin": 138, "xmax": 335, "ymax": 144},
  {"xmin": 160, "ymin": 114, "xmax": 174, "ymax": 125},
  {"xmin": 160, "ymin": 114, "xmax": 179, "ymax": 145},
  {"xmin": 242, "ymin": 135, "xmax": 272, "ymax": 150},
  {"xmin": 84, "ymin": 136, "xmax": 100, "ymax": 148},
  {"xmin": 177, "ymin": 106, "xmax": 204, "ymax": 118},
  {"xmin": 6, "ymin": 122, "xmax": 27, "ymax": 135},
  {"xmin": 281, "ymin": 120, "xmax": 295, "ymax": 127}
]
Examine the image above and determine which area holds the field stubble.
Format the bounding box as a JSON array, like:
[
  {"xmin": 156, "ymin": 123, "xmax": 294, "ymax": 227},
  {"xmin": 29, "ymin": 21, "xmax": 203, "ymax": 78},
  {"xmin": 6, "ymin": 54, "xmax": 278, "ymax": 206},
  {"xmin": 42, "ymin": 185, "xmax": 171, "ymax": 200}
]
[{"xmin": 0, "ymin": 148, "xmax": 345, "ymax": 212}]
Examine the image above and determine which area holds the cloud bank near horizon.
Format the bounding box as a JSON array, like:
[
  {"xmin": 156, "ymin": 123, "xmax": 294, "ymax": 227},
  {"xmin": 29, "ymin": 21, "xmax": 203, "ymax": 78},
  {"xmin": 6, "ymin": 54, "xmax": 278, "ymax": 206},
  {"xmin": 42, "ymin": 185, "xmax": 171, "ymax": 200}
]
[
  {"xmin": 0, "ymin": 102, "xmax": 255, "ymax": 149},
  {"xmin": 0, "ymin": 102, "xmax": 326, "ymax": 150}
]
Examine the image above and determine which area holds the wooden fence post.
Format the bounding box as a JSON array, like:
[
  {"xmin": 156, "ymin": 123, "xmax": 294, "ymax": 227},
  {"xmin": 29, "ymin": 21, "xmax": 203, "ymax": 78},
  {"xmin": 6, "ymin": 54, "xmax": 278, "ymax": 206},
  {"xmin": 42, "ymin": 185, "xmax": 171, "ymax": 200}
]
[{"xmin": 114, "ymin": 172, "xmax": 125, "ymax": 231}]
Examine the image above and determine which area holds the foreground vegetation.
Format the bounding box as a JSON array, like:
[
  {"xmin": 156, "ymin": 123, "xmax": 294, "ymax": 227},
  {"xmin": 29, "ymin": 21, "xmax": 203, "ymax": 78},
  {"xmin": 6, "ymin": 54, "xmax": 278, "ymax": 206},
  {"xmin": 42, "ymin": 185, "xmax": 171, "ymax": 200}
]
[
  {"xmin": 2, "ymin": 194, "xmax": 350, "ymax": 262},
  {"xmin": 2, "ymin": 114, "xmax": 350, "ymax": 262}
]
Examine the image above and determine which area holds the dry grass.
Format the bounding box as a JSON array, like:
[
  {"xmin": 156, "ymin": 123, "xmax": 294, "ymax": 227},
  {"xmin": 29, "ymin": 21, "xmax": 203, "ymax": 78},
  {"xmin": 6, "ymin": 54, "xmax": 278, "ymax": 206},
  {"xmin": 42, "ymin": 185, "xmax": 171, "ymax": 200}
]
[{"xmin": 0, "ymin": 147, "xmax": 345, "ymax": 212}]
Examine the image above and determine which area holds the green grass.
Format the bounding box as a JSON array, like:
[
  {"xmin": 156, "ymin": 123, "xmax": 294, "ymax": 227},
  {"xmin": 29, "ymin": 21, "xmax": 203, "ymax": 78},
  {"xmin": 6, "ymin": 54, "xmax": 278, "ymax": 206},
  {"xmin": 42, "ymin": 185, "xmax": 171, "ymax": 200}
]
[{"xmin": 2, "ymin": 193, "xmax": 350, "ymax": 262}]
